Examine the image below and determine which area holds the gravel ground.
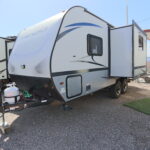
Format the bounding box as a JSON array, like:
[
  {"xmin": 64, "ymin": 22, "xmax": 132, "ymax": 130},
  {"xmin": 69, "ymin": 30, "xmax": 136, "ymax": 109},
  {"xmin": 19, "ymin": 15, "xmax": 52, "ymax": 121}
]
[{"xmin": 0, "ymin": 82, "xmax": 150, "ymax": 150}]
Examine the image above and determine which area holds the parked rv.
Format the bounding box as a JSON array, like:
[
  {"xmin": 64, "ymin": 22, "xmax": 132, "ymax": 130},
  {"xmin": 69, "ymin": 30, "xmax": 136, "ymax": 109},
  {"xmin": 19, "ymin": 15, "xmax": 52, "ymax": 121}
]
[
  {"xmin": 0, "ymin": 6, "xmax": 147, "ymax": 133},
  {"xmin": 7, "ymin": 6, "xmax": 147, "ymax": 104},
  {"xmin": 0, "ymin": 6, "xmax": 148, "ymax": 109}
]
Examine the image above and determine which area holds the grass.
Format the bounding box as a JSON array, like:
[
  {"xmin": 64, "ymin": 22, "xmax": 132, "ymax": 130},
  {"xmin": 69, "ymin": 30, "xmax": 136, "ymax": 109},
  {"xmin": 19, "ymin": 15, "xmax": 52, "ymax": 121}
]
[{"xmin": 124, "ymin": 98, "xmax": 150, "ymax": 115}]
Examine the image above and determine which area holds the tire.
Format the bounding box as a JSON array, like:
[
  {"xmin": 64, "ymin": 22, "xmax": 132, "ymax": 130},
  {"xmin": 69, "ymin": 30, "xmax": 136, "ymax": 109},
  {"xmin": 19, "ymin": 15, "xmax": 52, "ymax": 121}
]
[
  {"xmin": 110, "ymin": 81, "xmax": 122, "ymax": 98},
  {"xmin": 0, "ymin": 93, "xmax": 2, "ymax": 107},
  {"xmin": 0, "ymin": 82, "xmax": 2, "ymax": 107},
  {"xmin": 121, "ymin": 79, "xmax": 128, "ymax": 94}
]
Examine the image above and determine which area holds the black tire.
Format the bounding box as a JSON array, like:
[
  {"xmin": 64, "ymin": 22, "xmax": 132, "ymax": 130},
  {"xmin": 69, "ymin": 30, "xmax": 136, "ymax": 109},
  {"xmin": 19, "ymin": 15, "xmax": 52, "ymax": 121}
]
[
  {"xmin": 121, "ymin": 79, "xmax": 128, "ymax": 94},
  {"xmin": 0, "ymin": 93, "xmax": 2, "ymax": 107},
  {"xmin": 0, "ymin": 84, "xmax": 2, "ymax": 107},
  {"xmin": 110, "ymin": 81, "xmax": 122, "ymax": 98}
]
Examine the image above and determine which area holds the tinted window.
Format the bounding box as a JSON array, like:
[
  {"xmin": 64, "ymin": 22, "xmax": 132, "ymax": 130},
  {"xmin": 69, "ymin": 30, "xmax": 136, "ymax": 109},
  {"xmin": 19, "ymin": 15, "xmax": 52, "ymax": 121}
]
[
  {"xmin": 139, "ymin": 35, "xmax": 144, "ymax": 50},
  {"xmin": 87, "ymin": 34, "xmax": 103, "ymax": 56},
  {"xmin": 9, "ymin": 49, "xmax": 12, "ymax": 56}
]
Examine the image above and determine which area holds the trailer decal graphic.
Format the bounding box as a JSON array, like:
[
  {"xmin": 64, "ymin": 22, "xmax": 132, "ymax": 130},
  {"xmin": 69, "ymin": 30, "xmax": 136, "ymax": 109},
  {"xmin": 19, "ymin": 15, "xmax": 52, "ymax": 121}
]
[
  {"xmin": 73, "ymin": 55, "xmax": 106, "ymax": 68},
  {"xmin": 134, "ymin": 65, "xmax": 146, "ymax": 69},
  {"xmin": 65, "ymin": 22, "xmax": 101, "ymax": 28},
  {"xmin": 0, "ymin": 59, "xmax": 6, "ymax": 63},
  {"xmin": 57, "ymin": 27, "xmax": 80, "ymax": 41},
  {"xmin": 74, "ymin": 60, "xmax": 106, "ymax": 67},
  {"xmin": 52, "ymin": 68, "xmax": 109, "ymax": 76},
  {"xmin": 0, "ymin": 69, "xmax": 6, "ymax": 74},
  {"xmin": 57, "ymin": 22, "xmax": 102, "ymax": 41}
]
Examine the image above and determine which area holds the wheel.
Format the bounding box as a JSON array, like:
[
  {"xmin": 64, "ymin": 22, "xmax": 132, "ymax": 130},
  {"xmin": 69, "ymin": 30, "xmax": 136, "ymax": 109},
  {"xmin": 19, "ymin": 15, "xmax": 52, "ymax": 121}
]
[
  {"xmin": 121, "ymin": 79, "xmax": 128, "ymax": 94},
  {"xmin": 0, "ymin": 91, "xmax": 2, "ymax": 107},
  {"xmin": 110, "ymin": 81, "xmax": 122, "ymax": 98}
]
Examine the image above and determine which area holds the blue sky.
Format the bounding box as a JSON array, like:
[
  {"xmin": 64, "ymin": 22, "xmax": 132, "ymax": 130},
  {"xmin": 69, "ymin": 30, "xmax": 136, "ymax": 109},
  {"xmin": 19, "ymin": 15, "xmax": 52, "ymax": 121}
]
[
  {"xmin": 0, "ymin": 0, "xmax": 150, "ymax": 55},
  {"xmin": 0, "ymin": 0, "xmax": 150, "ymax": 36}
]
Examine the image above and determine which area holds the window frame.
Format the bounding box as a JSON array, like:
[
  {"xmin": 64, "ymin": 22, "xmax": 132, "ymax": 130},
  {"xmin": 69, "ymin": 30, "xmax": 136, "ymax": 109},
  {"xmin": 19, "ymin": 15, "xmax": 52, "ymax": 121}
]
[
  {"xmin": 9, "ymin": 49, "xmax": 12, "ymax": 56},
  {"xmin": 87, "ymin": 34, "xmax": 103, "ymax": 56},
  {"xmin": 138, "ymin": 35, "xmax": 144, "ymax": 50}
]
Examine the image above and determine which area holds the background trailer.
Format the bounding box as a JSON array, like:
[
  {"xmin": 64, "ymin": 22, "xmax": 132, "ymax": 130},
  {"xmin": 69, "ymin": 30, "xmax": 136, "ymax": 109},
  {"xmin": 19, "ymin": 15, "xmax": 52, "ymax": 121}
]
[
  {"xmin": 0, "ymin": 37, "xmax": 16, "ymax": 81},
  {"xmin": 144, "ymin": 29, "xmax": 150, "ymax": 73}
]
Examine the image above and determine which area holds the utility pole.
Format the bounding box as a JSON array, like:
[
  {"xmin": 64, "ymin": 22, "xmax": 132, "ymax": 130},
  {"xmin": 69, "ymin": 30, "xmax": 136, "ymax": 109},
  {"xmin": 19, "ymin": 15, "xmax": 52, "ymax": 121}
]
[{"xmin": 125, "ymin": 0, "xmax": 128, "ymax": 25}]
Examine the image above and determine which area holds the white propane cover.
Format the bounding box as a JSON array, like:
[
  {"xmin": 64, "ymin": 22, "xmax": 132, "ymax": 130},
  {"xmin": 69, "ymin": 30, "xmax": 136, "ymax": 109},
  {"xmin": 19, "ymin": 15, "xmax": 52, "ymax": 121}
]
[{"xmin": 4, "ymin": 84, "xmax": 20, "ymax": 104}]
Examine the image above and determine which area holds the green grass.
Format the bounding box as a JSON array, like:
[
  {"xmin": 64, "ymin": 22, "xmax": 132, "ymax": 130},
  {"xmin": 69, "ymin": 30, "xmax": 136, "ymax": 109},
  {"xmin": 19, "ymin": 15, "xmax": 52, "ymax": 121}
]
[{"xmin": 124, "ymin": 98, "xmax": 150, "ymax": 115}]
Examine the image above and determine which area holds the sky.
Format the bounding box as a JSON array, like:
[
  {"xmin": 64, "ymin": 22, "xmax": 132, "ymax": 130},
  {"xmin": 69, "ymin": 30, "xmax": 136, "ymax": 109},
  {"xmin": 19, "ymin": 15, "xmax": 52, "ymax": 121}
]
[{"xmin": 0, "ymin": 0, "xmax": 150, "ymax": 55}]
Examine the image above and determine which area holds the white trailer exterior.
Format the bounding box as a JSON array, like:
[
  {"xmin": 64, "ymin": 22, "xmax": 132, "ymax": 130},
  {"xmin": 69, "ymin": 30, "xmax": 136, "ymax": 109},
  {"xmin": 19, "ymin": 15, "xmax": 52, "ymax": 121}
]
[
  {"xmin": 8, "ymin": 6, "xmax": 147, "ymax": 102},
  {"xmin": 0, "ymin": 37, "xmax": 16, "ymax": 80}
]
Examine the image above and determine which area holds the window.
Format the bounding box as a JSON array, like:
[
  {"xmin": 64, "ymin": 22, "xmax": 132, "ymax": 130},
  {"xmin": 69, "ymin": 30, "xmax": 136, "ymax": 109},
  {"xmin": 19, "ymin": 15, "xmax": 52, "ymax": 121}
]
[
  {"xmin": 9, "ymin": 49, "xmax": 12, "ymax": 56},
  {"xmin": 139, "ymin": 35, "xmax": 144, "ymax": 50},
  {"xmin": 87, "ymin": 34, "xmax": 103, "ymax": 56}
]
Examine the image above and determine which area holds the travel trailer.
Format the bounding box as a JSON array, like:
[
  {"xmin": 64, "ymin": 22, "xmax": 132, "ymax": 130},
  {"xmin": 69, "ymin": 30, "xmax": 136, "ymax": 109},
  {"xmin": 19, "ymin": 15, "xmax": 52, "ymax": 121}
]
[
  {"xmin": 0, "ymin": 5, "xmax": 147, "ymax": 134},
  {"xmin": 0, "ymin": 36, "xmax": 16, "ymax": 111},
  {"xmin": 8, "ymin": 6, "xmax": 147, "ymax": 103}
]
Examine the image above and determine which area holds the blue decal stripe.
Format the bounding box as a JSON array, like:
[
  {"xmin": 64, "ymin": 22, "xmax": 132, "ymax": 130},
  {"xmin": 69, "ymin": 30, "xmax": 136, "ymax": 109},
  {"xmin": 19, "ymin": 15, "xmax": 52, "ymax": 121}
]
[
  {"xmin": 57, "ymin": 27, "xmax": 80, "ymax": 41},
  {"xmin": 65, "ymin": 22, "xmax": 101, "ymax": 28},
  {"xmin": 74, "ymin": 60, "xmax": 106, "ymax": 67},
  {"xmin": 57, "ymin": 22, "xmax": 102, "ymax": 41}
]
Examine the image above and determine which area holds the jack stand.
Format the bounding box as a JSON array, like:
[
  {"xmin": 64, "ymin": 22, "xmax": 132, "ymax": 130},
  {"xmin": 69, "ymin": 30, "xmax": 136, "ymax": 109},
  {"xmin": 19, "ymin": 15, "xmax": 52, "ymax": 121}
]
[
  {"xmin": 0, "ymin": 91, "xmax": 10, "ymax": 134},
  {"xmin": 0, "ymin": 109, "xmax": 10, "ymax": 134},
  {"xmin": 62, "ymin": 103, "xmax": 72, "ymax": 111}
]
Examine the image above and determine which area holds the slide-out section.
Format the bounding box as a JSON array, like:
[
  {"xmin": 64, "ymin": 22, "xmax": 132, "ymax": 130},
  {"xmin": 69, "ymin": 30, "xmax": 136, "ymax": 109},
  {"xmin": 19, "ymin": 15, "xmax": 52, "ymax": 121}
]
[{"xmin": 110, "ymin": 22, "xmax": 147, "ymax": 78}]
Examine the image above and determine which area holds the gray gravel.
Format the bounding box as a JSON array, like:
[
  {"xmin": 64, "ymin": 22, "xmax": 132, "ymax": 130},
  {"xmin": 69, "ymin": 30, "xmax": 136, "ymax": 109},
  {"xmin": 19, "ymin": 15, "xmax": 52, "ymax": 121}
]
[{"xmin": 0, "ymin": 82, "xmax": 150, "ymax": 150}]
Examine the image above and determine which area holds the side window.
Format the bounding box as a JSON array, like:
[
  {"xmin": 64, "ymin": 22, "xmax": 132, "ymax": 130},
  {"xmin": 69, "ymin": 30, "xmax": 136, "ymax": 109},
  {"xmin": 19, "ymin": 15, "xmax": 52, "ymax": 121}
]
[
  {"xmin": 9, "ymin": 49, "xmax": 12, "ymax": 56},
  {"xmin": 139, "ymin": 35, "xmax": 144, "ymax": 50},
  {"xmin": 87, "ymin": 34, "xmax": 103, "ymax": 56}
]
